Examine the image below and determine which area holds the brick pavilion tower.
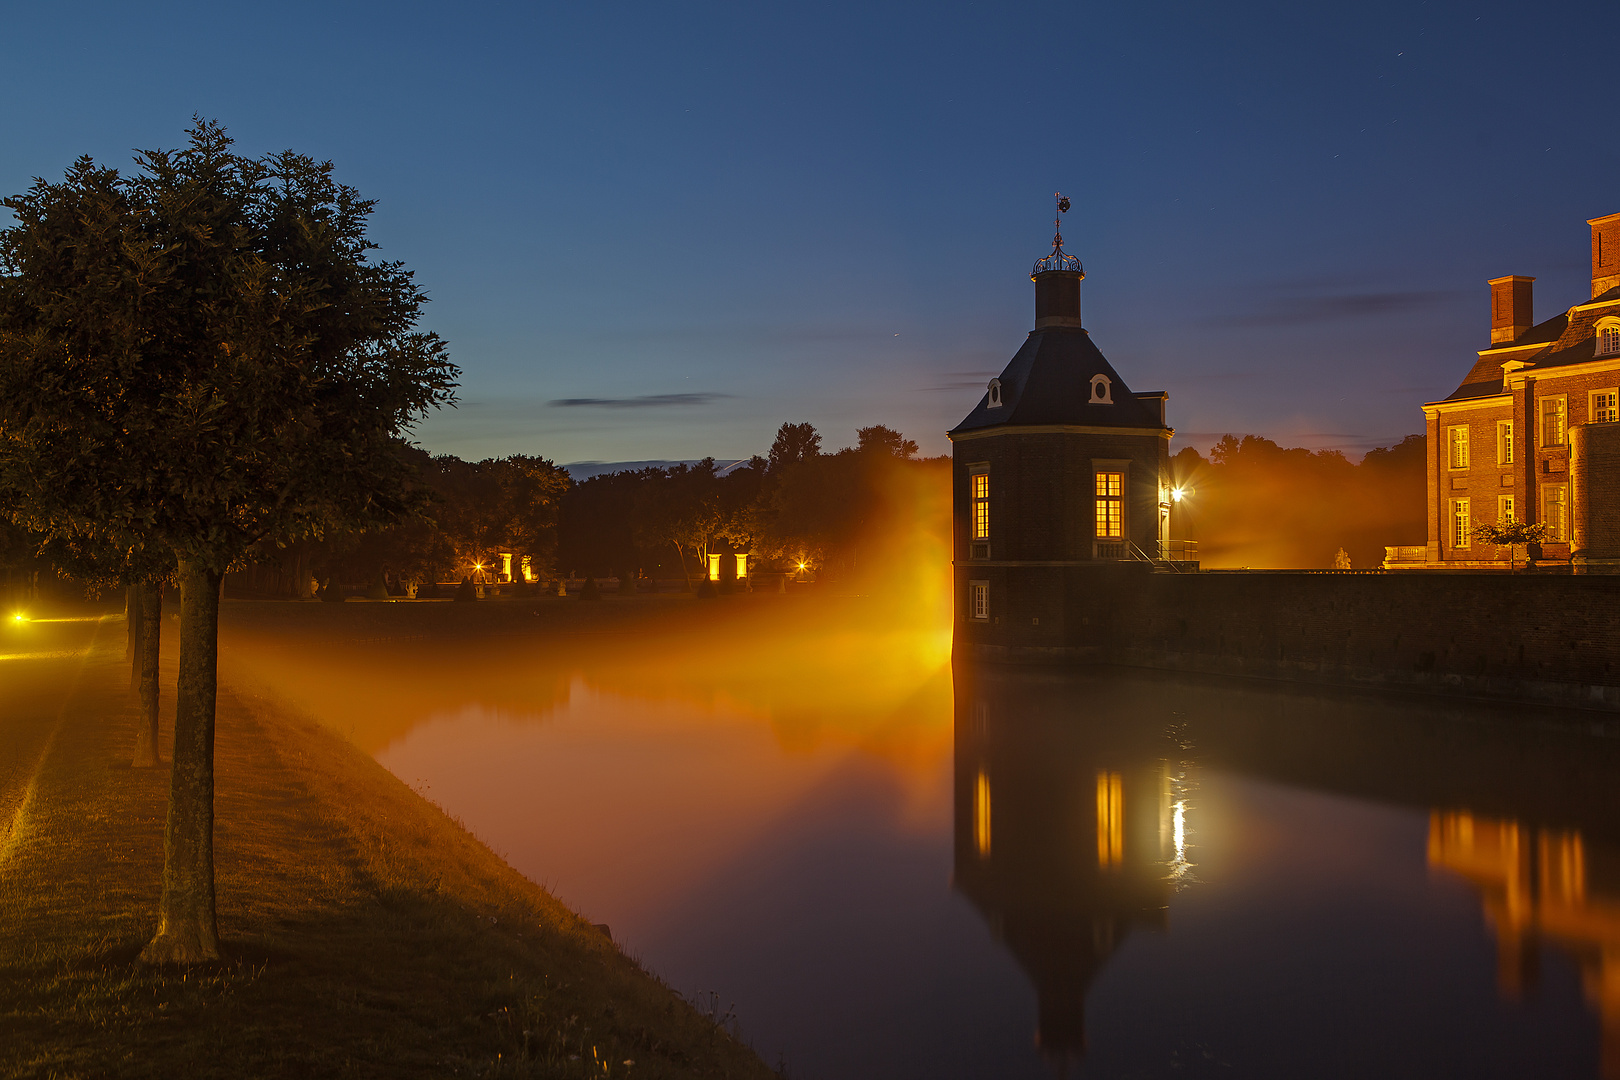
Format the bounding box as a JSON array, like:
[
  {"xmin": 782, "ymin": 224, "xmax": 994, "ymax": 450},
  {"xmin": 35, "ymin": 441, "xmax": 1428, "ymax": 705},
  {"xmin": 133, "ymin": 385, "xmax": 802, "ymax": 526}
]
[{"xmin": 950, "ymin": 197, "xmax": 1174, "ymax": 659}]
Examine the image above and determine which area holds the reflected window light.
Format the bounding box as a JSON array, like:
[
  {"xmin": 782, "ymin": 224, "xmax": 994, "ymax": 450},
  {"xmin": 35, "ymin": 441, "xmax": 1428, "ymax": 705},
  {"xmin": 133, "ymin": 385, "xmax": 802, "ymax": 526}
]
[
  {"xmin": 1097, "ymin": 770, "xmax": 1123, "ymax": 868},
  {"xmin": 974, "ymin": 770, "xmax": 992, "ymax": 858},
  {"xmin": 1539, "ymin": 828, "xmax": 1587, "ymax": 905},
  {"xmin": 1173, "ymin": 800, "xmax": 1186, "ymax": 864}
]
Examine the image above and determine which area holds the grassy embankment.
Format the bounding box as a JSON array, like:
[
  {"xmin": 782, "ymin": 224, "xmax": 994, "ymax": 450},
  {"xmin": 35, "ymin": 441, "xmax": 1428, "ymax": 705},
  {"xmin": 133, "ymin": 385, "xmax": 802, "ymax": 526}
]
[{"xmin": 0, "ymin": 598, "xmax": 781, "ymax": 1079}]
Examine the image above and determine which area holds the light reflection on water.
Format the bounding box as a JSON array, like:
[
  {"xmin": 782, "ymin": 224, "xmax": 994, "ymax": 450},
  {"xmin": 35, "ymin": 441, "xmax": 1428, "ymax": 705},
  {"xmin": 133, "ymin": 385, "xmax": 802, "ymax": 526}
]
[{"xmin": 221, "ymin": 603, "xmax": 1620, "ymax": 1079}]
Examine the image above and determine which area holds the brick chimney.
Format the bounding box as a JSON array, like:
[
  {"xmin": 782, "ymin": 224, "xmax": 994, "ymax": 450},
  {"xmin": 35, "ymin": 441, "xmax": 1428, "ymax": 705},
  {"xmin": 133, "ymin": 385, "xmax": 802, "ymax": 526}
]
[
  {"xmin": 1590, "ymin": 212, "xmax": 1620, "ymax": 299},
  {"xmin": 1488, "ymin": 275, "xmax": 1534, "ymax": 344}
]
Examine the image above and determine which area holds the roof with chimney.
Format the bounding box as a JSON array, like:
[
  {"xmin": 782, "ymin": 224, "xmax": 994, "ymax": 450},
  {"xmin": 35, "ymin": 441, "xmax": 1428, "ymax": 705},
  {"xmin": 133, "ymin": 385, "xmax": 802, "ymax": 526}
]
[
  {"xmin": 950, "ymin": 325, "xmax": 1169, "ymax": 435},
  {"xmin": 1443, "ymin": 285, "xmax": 1620, "ymax": 402}
]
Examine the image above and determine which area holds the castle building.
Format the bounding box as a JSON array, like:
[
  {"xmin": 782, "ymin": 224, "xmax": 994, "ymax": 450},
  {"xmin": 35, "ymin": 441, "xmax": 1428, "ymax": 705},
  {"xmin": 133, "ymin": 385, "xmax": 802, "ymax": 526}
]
[
  {"xmin": 950, "ymin": 205, "xmax": 1174, "ymax": 655},
  {"xmin": 1415, "ymin": 214, "xmax": 1620, "ymax": 572}
]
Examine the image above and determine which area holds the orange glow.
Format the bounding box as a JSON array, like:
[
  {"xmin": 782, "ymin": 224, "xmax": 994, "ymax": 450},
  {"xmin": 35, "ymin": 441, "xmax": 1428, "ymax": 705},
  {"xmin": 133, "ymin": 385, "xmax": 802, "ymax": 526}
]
[
  {"xmin": 974, "ymin": 769, "xmax": 991, "ymax": 858},
  {"xmin": 1096, "ymin": 770, "xmax": 1123, "ymax": 868},
  {"xmin": 706, "ymin": 553, "xmax": 721, "ymax": 582},
  {"xmin": 734, "ymin": 554, "xmax": 747, "ymax": 579}
]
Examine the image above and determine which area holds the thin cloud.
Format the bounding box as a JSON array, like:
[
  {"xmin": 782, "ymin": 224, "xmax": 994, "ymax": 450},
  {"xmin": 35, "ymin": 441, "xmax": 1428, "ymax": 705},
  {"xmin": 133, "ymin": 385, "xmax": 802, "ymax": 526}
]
[
  {"xmin": 916, "ymin": 370, "xmax": 999, "ymax": 392},
  {"xmin": 547, "ymin": 393, "xmax": 732, "ymax": 409},
  {"xmin": 1220, "ymin": 289, "xmax": 1460, "ymax": 328}
]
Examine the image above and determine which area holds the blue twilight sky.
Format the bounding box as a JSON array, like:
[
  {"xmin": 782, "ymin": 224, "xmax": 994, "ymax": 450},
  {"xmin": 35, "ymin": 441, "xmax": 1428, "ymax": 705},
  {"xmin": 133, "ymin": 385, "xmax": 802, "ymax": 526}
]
[{"xmin": 3, "ymin": 1, "xmax": 1617, "ymax": 464}]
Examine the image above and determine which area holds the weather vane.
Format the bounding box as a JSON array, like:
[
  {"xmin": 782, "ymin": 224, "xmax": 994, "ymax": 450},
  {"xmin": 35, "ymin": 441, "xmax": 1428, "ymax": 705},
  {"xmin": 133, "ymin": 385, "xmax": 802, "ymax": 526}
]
[{"xmin": 1032, "ymin": 192, "xmax": 1082, "ymax": 276}]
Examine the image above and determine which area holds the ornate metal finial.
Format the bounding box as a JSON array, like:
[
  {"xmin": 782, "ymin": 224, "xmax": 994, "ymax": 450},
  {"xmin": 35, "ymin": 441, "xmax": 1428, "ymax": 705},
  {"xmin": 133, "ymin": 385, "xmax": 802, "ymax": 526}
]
[{"xmin": 1032, "ymin": 192, "xmax": 1083, "ymax": 275}]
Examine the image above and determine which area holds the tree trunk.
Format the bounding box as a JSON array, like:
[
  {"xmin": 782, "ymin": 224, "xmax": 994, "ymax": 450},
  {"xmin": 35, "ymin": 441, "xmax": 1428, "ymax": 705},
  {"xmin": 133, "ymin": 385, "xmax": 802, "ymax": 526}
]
[
  {"xmin": 127, "ymin": 583, "xmax": 142, "ymax": 687},
  {"xmin": 672, "ymin": 540, "xmax": 691, "ymax": 591},
  {"xmin": 140, "ymin": 559, "xmax": 221, "ymax": 964},
  {"xmin": 131, "ymin": 581, "xmax": 163, "ymax": 768}
]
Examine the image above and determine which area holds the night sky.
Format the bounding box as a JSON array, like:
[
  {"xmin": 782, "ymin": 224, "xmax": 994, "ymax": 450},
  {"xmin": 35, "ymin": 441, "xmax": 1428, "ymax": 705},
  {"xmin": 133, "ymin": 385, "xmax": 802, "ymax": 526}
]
[{"xmin": 4, "ymin": 1, "xmax": 1617, "ymax": 465}]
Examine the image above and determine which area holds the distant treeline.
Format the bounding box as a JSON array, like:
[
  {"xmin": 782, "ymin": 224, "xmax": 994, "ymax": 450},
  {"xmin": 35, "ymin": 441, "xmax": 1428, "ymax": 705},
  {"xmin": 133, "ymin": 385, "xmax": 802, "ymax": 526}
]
[
  {"xmin": 0, "ymin": 427, "xmax": 1429, "ymax": 603},
  {"xmin": 223, "ymin": 422, "xmax": 949, "ymax": 596},
  {"xmin": 1170, "ymin": 434, "xmax": 1426, "ymax": 569}
]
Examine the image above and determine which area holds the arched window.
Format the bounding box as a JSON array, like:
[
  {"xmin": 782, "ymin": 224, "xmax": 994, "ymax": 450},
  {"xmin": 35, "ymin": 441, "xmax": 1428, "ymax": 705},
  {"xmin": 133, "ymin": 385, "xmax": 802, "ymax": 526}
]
[
  {"xmin": 987, "ymin": 379, "xmax": 1003, "ymax": 408},
  {"xmin": 1598, "ymin": 319, "xmax": 1620, "ymax": 357},
  {"xmin": 1089, "ymin": 374, "xmax": 1113, "ymax": 405}
]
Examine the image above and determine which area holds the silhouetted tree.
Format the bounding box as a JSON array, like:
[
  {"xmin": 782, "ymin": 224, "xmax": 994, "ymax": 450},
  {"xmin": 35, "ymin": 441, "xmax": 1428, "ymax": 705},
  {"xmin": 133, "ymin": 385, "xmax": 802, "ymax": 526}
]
[
  {"xmin": 768, "ymin": 422, "xmax": 822, "ymax": 471},
  {"xmin": 0, "ymin": 120, "xmax": 456, "ymax": 962},
  {"xmin": 856, "ymin": 424, "xmax": 919, "ymax": 459}
]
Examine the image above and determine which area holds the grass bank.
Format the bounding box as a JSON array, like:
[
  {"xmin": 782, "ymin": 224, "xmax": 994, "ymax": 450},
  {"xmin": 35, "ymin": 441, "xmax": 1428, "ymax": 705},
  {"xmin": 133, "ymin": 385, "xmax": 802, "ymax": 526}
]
[{"xmin": 0, "ymin": 604, "xmax": 777, "ymax": 1079}]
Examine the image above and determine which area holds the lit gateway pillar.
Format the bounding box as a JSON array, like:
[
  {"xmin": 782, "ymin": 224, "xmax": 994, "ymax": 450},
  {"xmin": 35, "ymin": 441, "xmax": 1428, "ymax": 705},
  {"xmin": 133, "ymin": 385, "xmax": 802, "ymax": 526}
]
[{"xmin": 949, "ymin": 197, "xmax": 1175, "ymax": 660}]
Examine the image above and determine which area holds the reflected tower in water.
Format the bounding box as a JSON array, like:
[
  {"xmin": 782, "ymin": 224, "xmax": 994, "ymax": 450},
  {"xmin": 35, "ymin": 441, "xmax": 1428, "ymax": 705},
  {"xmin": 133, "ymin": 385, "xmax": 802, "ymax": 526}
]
[{"xmin": 953, "ymin": 667, "xmax": 1179, "ymax": 1072}]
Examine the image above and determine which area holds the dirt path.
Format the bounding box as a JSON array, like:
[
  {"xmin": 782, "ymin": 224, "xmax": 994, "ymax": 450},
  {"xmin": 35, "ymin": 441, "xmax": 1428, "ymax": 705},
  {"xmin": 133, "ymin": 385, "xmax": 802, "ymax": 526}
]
[{"xmin": 0, "ymin": 614, "xmax": 774, "ymax": 1079}]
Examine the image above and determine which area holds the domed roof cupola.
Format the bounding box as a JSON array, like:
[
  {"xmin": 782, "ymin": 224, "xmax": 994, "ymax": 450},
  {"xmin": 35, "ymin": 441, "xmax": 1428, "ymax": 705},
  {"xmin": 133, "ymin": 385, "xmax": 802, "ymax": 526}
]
[{"xmin": 1032, "ymin": 193, "xmax": 1084, "ymax": 329}]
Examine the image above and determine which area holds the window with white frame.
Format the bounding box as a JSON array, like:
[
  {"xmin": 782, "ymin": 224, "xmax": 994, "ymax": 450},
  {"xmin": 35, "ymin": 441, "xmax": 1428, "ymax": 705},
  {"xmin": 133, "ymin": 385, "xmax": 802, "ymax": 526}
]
[
  {"xmin": 1598, "ymin": 323, "xmax": 1620, "ymax": 357},
  {"xmin": 1095, "ymin": 471, "xmax": 1124, "ymax": 538},
  {"xmin": 1541, "ymin": 396, "xmax": 1567, "ymax": 447},
  {"xmin": 1452, "ymin": 498, "xmax": 1471, "ymax": 549},
  {"xmin": 969, "ymin": 580, "xmax": 989, "ymax": 621},
  {"xmin": 1497, "ymin": 420, "xmax": 1514, "ymax": 465},
  {"xmin": 1498, "ymin": 494, "xmax": 1515, "ymax": 524},
  {"xmin": 1543, "ymin": 485, "xmax": 1568, "ymax": 542},
  {"xmin": 1593, "ymin": 389, "xmax": 1619, "ymax": 424},
  {"xmin": 1447, "ymin": 425, "xmax": 1469, "ymax": 469},
  {"xmin": 986, "ymin": 379, "xmax": 1003, "ymax": 408}
]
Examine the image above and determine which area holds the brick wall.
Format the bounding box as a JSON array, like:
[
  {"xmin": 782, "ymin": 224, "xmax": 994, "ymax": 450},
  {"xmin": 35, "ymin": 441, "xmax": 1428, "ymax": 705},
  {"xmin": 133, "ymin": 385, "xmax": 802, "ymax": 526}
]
[{"xmin": 958, "ymin": 565, "xmax": 1620, "ymax": 710}]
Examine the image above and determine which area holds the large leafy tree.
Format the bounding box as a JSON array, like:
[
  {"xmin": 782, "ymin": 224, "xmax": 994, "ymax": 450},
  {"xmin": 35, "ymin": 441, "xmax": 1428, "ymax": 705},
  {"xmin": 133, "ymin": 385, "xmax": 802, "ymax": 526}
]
[{"xmin": 0, "ymin": 120, "xmax": 457, "ymax": 962}]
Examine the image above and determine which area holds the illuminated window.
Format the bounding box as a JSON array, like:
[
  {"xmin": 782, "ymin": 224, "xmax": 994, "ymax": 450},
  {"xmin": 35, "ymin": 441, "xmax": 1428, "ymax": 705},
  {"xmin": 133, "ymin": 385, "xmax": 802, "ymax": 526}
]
[
  {"xmin": 1497, "ymin": 420, "xmax": 1514, "ymax": 465},
  {"xmin": 734, "ymin": 554, "xmax": 748, "ymax": 579},
  {"xmin": 1095, "ymin": 472, "xmax": 1124, "ymax": 538},
  {"xmin": 1592, "ymin": 389, "xmax": 1619, "ymax": 424},
  {"xmin": 1541, "ymin": 396, "xmax": 1567, "ymax": 447},
  {"xmin": 969, "ymin": 580, "xmax": 988, "ymax": 621},
  {"xmin": 974, "ymin": 770, "xmax": 992, "ymax": 858},
  {"xmin": 706, "ymin": 553, "xmax": 720, "ymax": 581},
  {"xmin": 1447, "ymin": 425, "xmax": 1469, "ymax": 469},
  {"xmin": 1598, "ymin": 324, "xmax": 1620, "ymax": 357},
  {"xmin": 1452, "ymin": 498, "xmax": 1471, "ymax": 549},
  {"xmin": 1096, "ymin": 771, "xmax": 1123, "ymax": 869},
  {"xmin": 1498, "ymin": 494, "xmax": 1515, "ymax": 524},
  {"xmin": 971, "ymin": 472, "xmax": 990, "ymax": 540},
  {"xmin": 986, "ymin": 379, "xmax": 1003, "ymax": 408},
  {"xmin": 1544, "ymin": 485, "xmax": 1567, "ymax": 542}
]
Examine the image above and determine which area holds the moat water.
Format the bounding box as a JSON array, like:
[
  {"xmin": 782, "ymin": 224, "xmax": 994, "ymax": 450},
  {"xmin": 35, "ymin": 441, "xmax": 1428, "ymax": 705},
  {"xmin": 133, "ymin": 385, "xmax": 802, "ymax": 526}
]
[{"xmin": 367, "ymin": 649, "xmax": 1620, "ymax": 1079}]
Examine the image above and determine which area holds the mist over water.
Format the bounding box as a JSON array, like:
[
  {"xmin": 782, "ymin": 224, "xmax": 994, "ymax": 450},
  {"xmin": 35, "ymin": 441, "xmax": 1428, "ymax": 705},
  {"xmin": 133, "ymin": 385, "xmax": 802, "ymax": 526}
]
[{"xmin": 200, "ymin": 575, "xmax": 1620, "ymax": 1078}]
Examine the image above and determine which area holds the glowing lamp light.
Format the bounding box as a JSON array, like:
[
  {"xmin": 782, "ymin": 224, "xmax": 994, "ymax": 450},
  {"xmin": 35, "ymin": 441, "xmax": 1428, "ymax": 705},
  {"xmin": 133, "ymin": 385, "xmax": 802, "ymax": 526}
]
[
  {"xmin": 11, "ymin": 613, "xmax": 24, "ymax": 623},
  {"xmin": 1171, "ymin": 487, "xmax": 1189, "ymax": 503}
]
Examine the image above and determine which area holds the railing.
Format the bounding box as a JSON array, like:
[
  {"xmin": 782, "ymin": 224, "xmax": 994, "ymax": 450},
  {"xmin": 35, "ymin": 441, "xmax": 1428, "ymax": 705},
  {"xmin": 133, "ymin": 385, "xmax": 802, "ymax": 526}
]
[{"xmin": 1092, "ymin": 539, "xmax": 1197, "ymax": 572}]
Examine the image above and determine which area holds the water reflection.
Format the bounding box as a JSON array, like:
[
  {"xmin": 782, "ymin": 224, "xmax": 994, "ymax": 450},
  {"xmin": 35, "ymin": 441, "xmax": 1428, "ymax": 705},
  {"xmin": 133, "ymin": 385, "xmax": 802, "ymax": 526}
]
[
  {"xmin": 213, "ymin": 599, "xmax": 1620, "ymax": 1078},
  {"xmin": 1430, "ymin": 812, "xmax": 1620, "ymax": 1078},
  {"xmin": 953, "ymin": 672, "xmax": 1178, "ymax": 1071},
  {"xmin": 953, "ymin": 664, "xmax": 1620, "ymax": 1079}
]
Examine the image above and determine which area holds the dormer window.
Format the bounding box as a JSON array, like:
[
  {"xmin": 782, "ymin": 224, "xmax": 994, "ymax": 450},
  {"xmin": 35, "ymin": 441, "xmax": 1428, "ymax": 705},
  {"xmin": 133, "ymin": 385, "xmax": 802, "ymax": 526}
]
[
  {"xmin": 987, "ymin": 379, "xmax": 1003, "ymax": 408},
  {"xmin": 1089, "ymin": 374, "xmax": 1113, "ymax": 405},
  {"xmin": 1598, "ymin": 318, "xmax": 1620, "ymax": 356}
]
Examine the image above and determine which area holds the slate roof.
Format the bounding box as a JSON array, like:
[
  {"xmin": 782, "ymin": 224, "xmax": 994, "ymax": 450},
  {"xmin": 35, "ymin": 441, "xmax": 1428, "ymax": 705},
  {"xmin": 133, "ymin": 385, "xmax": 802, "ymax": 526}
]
[
  {"xmin": 1442, "ymin": 286, "xmax": 1620, "ymax": 401},
  {"xmin": 951, "ymin": 325, "xmax": 1168, "ymax": 436}
]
